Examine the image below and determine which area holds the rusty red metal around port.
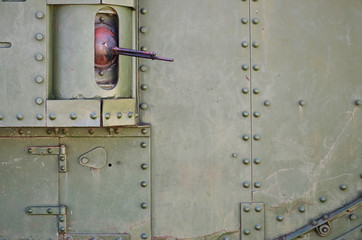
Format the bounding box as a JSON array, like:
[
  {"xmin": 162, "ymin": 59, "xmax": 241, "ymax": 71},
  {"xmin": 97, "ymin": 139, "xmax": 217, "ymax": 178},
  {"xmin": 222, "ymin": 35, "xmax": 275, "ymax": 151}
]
[{"xmin": 94, "ymin": 26, "xmax": 117, "ymax": 69}]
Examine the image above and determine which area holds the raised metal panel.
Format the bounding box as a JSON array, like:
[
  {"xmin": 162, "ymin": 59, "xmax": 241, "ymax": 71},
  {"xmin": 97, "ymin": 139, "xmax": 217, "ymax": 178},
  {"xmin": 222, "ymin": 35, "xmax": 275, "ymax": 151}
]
[
  {"xmin": 0, "ymin": 0, "xmax": 47, "ymax": 127},
  {"xmin": 47, "ymin": 0, "xmax": 101, "ymax": 4},
  {"xmin": 102, "ymin": 99, "xmax": 137, "ymax": 126},
  {"xmin": 59, "ymin": 137, "xmax": 150, "ymax": 237},
  {"xmin": 139, "ymin": 0, "xmax": 251, "ymax": 237},
  {"xmin": 249, "ymin": 0, "xmax": 362, "ymax": 239},
  {"xmin": 240, "ymin": 203, "xmax": 265, "ymax": 240},
  {"xmin": 52, "ymin": 5, "xmax": 133, "ymax": 99},
  {"xmin": 47, "ymin": 100, "xmax": 101, "ymax": 127},
  {"xmin": 102, "ymin": 0, "xmax": 135, "ymax": 8},
  {"xmin": 0, "ymin": 138, "xmax": 59, "ymax": 239}
]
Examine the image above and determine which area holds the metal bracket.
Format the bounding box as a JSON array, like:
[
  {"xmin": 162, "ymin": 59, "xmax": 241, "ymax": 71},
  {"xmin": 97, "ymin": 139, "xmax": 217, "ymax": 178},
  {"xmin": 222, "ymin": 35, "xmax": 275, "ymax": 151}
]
[
  {"xmin": 27, "ymin": 144, "xmax": 67, "ymax": 173},
  {"xmin": 274, "ymin": 196, "xmax": 362, "ymax": 240},
  {"xmin": 25, "ymin": 205, "xmax": 67, "ymax": 233},
  {"xmin": 63, "ymin": 233, "xmax": 130, "ymax": 240},
  {"xmin": 240, "ymin": 202, "xmax": 265, "ymax": 240}
]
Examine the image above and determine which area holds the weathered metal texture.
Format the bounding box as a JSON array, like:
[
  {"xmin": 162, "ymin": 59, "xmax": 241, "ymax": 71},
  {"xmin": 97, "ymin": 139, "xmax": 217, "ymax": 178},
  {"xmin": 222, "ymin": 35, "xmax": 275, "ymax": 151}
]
[
  {"xmin": 139, "ymin": 0, "xmax": 251, "ymax": 237},
  {"xmin": 102, "ymin": 99, "xmax": 137, "ymax": 126},
  {"xmin": 59, "ymin": 137, "xmax": 151, "ymax": 237},
  {"xmin": 47, "ymin": 100, "xmax": 101, "ymax": 127},
  {"xmin": 52, "ymin": 5, "xmax": 133, "ymax": 99},
  {"xmin": 249, "ymin": 0, "xmax": 362, "ymax": 239},
  {"xmin": 0, "ymin": 138, "xmax": 59, "ymax": 239},
  {"xmin": 0, "ymin": 0, "xmax": 47, "ymax": 127},
  {"xmin": 47, "ymin": 0, "xmax": 136, "ymax": 7}
]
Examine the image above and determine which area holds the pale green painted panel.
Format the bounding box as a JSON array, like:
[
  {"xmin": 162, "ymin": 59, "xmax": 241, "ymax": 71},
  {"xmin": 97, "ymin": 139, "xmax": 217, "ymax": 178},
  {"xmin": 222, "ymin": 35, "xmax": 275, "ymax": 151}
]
[
  {"xmin": 59, "ymin": 137, "xmax": 150, "ymax": 237},
  {"xmin": 139, "ymin": 0, "xmax": 251, "ymax": 237},
  {"xmin": 249, "ymin": 1, "xmax": 362, "ymax": 239},
  {"xmin": 0, "ymin": 0, "xmax": 47, "ymax": 127},
  {"xmin": 0, "ymin": 138, "xmax": 59, "ymax": 239},
  {"xmin": 102, "ymin": 99, "xmax": 137, "ymax": 126}
]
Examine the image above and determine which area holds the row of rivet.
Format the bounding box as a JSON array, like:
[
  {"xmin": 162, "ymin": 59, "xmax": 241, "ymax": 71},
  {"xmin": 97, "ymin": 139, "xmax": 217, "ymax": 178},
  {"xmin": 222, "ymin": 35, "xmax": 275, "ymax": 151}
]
[
  {"xmin": 243, "ymin": 205, "xmax": 263, "ymax": 235},
  {"xmin": 139, "ymin": 8, "xmax": 149, "ymax": 240},
  {"xmin": 14, "ymin": 128, "xmax": 149, "ymax": 136}
]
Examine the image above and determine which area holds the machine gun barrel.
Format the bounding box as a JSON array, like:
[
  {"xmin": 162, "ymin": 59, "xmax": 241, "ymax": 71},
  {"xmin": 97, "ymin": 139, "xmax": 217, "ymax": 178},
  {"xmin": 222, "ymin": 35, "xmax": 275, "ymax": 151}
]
[{"xmin": 113, "ymin": 47, "xmax": 174, "ymax": 62}]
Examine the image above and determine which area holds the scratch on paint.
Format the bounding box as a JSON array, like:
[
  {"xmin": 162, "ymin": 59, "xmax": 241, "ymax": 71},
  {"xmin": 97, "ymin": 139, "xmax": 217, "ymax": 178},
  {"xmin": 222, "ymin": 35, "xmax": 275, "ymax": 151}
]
[
  {"xmin": 245, "ymin": 75, "xmax": 250, "ymax": 81},
  {"xmin": 264, "ymin": 168, "xmax": 292, "ymax": 182}
]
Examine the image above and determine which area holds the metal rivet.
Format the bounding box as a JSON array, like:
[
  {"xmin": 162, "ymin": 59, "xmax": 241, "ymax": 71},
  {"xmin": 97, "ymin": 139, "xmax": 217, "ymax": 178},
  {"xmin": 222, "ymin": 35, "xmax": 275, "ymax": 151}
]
[
  {"xmin": 242, "ymin": 64, "xmax": 249, "ymax": 71},
  {"xmin": 141, "ymin": 142, "xmax": 147, "ymax": 148},
  {"xmin": 35, "ymin": 33, "xmax": 44, "ymax": 41},
  {"xmin": 115, "ymin": 112, "xmax": 122, "ymax": 119},
  {"xmin": 16, "ymin": 113, "xmax": 24, "ymax": 120},
  {"xmin": 299, "ymin": 206, "xmax": 305, "ymax": 213},
  {"xmin": 115, "ymin": 128, "xmax": 121, "ymax": 134},
  {"xmin": 320, "ymin": 196, "xmax": 326, "ymax": 203},
  {"xmin": 253, "ymin": 135, "xmax": 261, "ymax": 141},
  {"xmin": 81, "ymin": 157, "xmax": 89, "ymax": 164},
  {"xmin": 46, "ymin": 129, "xmax": 52, "ymax": 134},
  {"xmin": 253, "ymin": 88, "xmax": 260, "ymax": 94},
  {"xmin": 255, "ymin": 206, "xmax": 262, "ymax": 212},
  {"xmin": 141, "ymin": 181, "xmax": 148, "ymax": 187},
  {"xmin": 252, "ymin": 18, "xmax": 259, "ymax": 24},
  {"xmin": 128, "ymin": 112, "xmax": 133, "ymax": 118},
  {"xmin": 141, "ymin": 84, "xmax": 148, "ymax": 90},
  {"xmin": 59, "ymin": 216, "xmax": 65, "ymax": 222},
  {"xmin": 323, "ymin": 214, "xmax": 329, "ymax": 220},
  {"xmin": 252, "ymin": 0, "xmax": 258, "ymax": 1},
  {"xmin": 60, "ymin": 156, "xmax": 65, "ymax": 161},
  {"xmin": 47, "ymin": 148, "xmax": 52, "ymax": 153},
  {"xmin": 349, "ymin": 214, "xmax": 357, "ymax": 221},
  {"xmin": 62, "ymin": 128, "xmax": 68, "ymax": 134},
  {"xmin": 35, "ymin": 75, "xmax": 44, "ymax": 84},
  {"xmin": 242, "ymin": 111, "xmax": 249, "ymax": 117},
  {"xmin": 264, "ymin": 100, "xmax": 270, "ymax": 106},
  {"xmin": 255, "ymin": 224, "xmax": 261, "ymax": 230},
  {"xmin": 140, "ymin": 8, "xmax": 147, "ymax": 14},
  {"xmin": 243, "ymin": 229, "xmax": 250, "ymax": 235},
  {"xmin": 355, "ymin": 99, "xmax": 361, "ymax": 106},
  {"xmin": 223, "ymin": 237, "xmax": 229, "ymax": 240},
  {"xmin": 135, "ymin": 112, "xmax": 139, "ymax": 118},
  {"xmin": 0, "ymin": 114, "xmax": 4, "ymax": 120},
  {"xmin": 141, "ymin": 202, "xmax": 148, "ymax": 209},
  {"xmin": 141, "ymin": 163, "xmax": 148, "ymax": 169},
  {"xmin": 35, "ymin": 97, "xmax": 44, "ymax": 105},
  {"xmin": 276, "ymin": 215, "xmax": 283, "ymax": 221},
  {"xmin": 312, "ymin": 220, "xmax": 318, "ymax": 226},
  {"xmin": 60, "ymin": 166, "xmax": 66, "ymax": 171},
  {"xmin": 243, "ymin": 181, "xmax": 250, "ymax": 188},
  {"xmin": 254, "ymin": 158, "xmax": 261, "ymax": 164},
  {"xmin": 19, "ymin": 129, "xmax": 24, "ymax": 134},
  {"xmin": 140, "ymin": 46, "xmax": 147, "ymax": 51},
  {"xmin": 241, "ymin": 41, "xmax": 248, "ymax": 48},
  {"xmin": 28, "ymin": 148, "xmax": 33, "ymax": 153},
  {"xmin": 88, "ymin": 128, "xmax": 95, "ymax": 135},
  {"xmin": 90, "ymin": 112, "xmax": 97, "ymax": 120},
  {"xmin": 35, "ymin": 11, "xmax": 44, "ymax": 19},
  {"xmin": 252, "ymin": 41, "xmax": 259, "ymax": 48},
  {"xmin": 100, "ymin": 16, "xmax": 105, "ymax": 22},
  {"xmin": 299, "ymin": 100, "xmax": 306, "ymax": 106},
  {"xmin": 242, "ymin": 134, "xmax": 249, "ymax": 141},
  {"xmin": 140, "ymin": 103, "xmax": 148, "ymax": 110},
  {"xmin": 59, "ymin": 226, "xmax": 66, "ymax": 233},
  {"xmin": 99, "ymin": 70, "xmax": 104, "ymax": 76},
  {"xmin": 105, "ymin": 112, "xmax": 110, "ymax": 120},
  {"xmin": 142, "ymin": 129, "xmax": 148, "ymax": 134},
  {"xmin": 35, "ymin": 54, "xmax": 44, "ymax": 61},
  {"xmin": 253, "ymin": 111, "xmax": 261, "ymax": 118},
  {"xmin": 253, "ymin": 64, "xmax": 260, "ymax": 71},
  {"xmin": 26, "ymin": 208, "xmax": 33, "ymax": 214},
  {"xmin": 140, "ymin": 65, "xmax": 148, "ymax": 72},
  {"xmin": 243, "ymin": 206, "xmax": 250, "ymax": 212},
  {"xmin": 241, "ymin": 17, "xmax": 248, "ymax": 24},
  {"xmin": 70, "ymin": 113, "xmax": 77, "ymax": 120},
  {"xmin": 243, "ymin": 158, "xmax": 250, "ymax": 165},
  {"xmin": 49, "ymin": 113, "xmax": 56, "ymax": 120},
  {"xmin": 36, "ymin": 113, "xmax": 43, "ymax": 120},
  {"xmin": 141, "ymin": 233, "xmax": 148, "ymax": 239},
  {"xmin": 254, "ymin": 182, "xmax": 261, "ymax": 188},
  {"xmin": 340, "ymin": 184, "xmax": 347, "ymax": 191},
  {"xmin": 232, "ymin": 153, "xmax": 237, "ymax": 158},
  {"xmin": 242, "ymin": 88, "xmax": 249, "ymax": 94},
  {"xmin": 140, "ymin": 26, "xmax": 147, "ymax": 33},
  {"xmin": 47, "ymin": 208, "xmax": 53, "ymax": 214}
]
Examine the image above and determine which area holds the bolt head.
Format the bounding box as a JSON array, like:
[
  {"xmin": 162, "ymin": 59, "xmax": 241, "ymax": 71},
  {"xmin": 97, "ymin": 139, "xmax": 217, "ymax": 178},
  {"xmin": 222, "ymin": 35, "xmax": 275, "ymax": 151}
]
[
  {"xmin": 243, "ymin": 158, "xmax": 250, "ymax": 165},
  {"xmin": 254, "ymin": 182, "xmax": 261, "ymax": 188},
  {"xmin": 312, "ymin": 220, "xmax": 318, "ymax": 226},
  {"xmin": 253, "ymin": 111, "xmax": 261, "ymax": 118},
  {"xmin": 349, "ymin": 214, "xmax": 357, "ymax": 221},
  {"xmin": 320, "ymin": 196, "xmax": 327, "ymax": 203},
  {"xmin": 141, "ymin": 163, "xmax": 148, "ymax": 170},
  {"xmin": 59, "ymin": 216, "xmax": 65, "ymax": 222},
  {"xmin": 141, "ymin": 181, "xmax": 148, "ymax": 187},
  {"xmin": 242, "ymin": 88, "xmax": 249, "ymax": 94},
  {"xmin": 255, "ymin": 224, "xmax": 262, "ymax": 230},
  {"xmin": 35, "ymin": 11, "xmax": 44, "ymax": 19},
  {"xmin": 99, "ymin": 70, "xmax": 104, "ymax": 76},
  {"xmin": 70, "ymin": 113, "xmax": 77, "ymax": 120},
  {"xmin": 243, "ymin": 229, "xmax": 250, "ymax": 235},
  {"xmin": 276, "ymin": 215, "xmax": 283, "ymax": 221},
  {"xmin": 254, "ymin": 158, "xmax": 261, "ymax": 164},
  {"xmin": 142, "ymin": 129, "xmax": 148, "ymax": 134},
  {"xmin": 35, "ymin": 75, "xmax": 44, "ymax": 84},
  {"xmin": 81, "ymin": 157, "xmax": 89, "ymax": 164},
  {"xmin": 16, "ymin": 113, "xmax": 24, "ymax": 120},
  {"xmin": 264, "ymin": 100, "xmax": 270, "ymax": 106},
  {"xmin": 90, "ymin": 112, "xmax": 97, "ymax": 120},
  {"xmin": 49, "ymin": 113, "xmax": 56, "ymax": 120},
  {"xmin": 340, "ymin": 184, "xmax": 347, "ymax": 191},
  {"xmin": 241, "ymin": 17, "xmax": 248, "ymax": 24},
  {"xmin": 47, "ymin": 208, "xmax": 53, "ymax": 214},
  {"xmin": 253, "ymin": 88, "xmax": 260, "ymax": 94},
  {"xmin": 141, "ymin": 233, "xmax": 148, "ymax": 239},
  {"xmin": 242, "ymin": 111, "xmax": 249, "ymax": 117},
  {"xmin": 35, "ymin": 54, "xmax": 44, "ymax": 61},
  {"xmin": 299, "ymin": 100, "xmax": 306, "ymax": 106},
  {"xmin": 140, "ymin": 46, "xmax": 147, "ymax": 51},
  {"xmin": 26, "ymin": 208, "xmax": 33, "ymax": 214},
  {"xmin": 35, "ymin": 33, "xmax": 44, "ymax": 41},
  {"xmin": 232, "ymin": 153, "xmax": 237, "ymax": 158},
  {"xmin": 60, "ymin": 156, "xmax": 65, "ymax": 161},
  {"xmin": 140, "ymin": 65, "xmax": 148, "ymax": 72},
  {"xmin": 243, "ymin": 206, "xmax": 250, "ymax": 212},
  {"xmin": 141, "ymin": 202, "xmax": 148, "ymax": 209},
  {"xmin": 253, "ymin": 134, "xmax": 261, "ymax": 140},
  {"xmin": 35, "ymin": 97, "xmax": 44, "ymax": 105},
  {"xmin": 104, "ymin": 112, "xmax": 111, "ymax": 120},
  {"xmin": 299, "ymin": 206, "xmax": 305, "ymax": 213},
  {"xmin": 253, "ymin": 64, "xmax": 260, "ymax": 71},
  {"xmin": 140, "ymin": 103, "xmax": 148, "ymax": 110},
  {"xmin": 140, "ymin": 26, "xmax": 148, "ymax": 33},
  {"xmin": 141, "ymin": 142, "xmax": 147, "ymax": 148},
  {"xmin": 241, "ymin": 41, "xmax": 248, "ymax": 48},
  {"xmin": 252, "ymin": 41, "xmax": 259, "ymax": 48},
  {"xmin": 88, "ymin": 128, "xmax": 95, "ymax": 135},
  {"xmin": 140, "ymin": 8, "xmax": 148, "ymax": 14},
  {"xmin": 355, "ymin": 99, "xmax": 361, "ymax": 106},
  {"xmin": 59, "ymin": 226, "xmax": 66, "ymax": 233},
  {"xmin": 18, "ymin": 129, "xmax": 24, "ymax": 134},
  {"xmin": 255, "ymin": 206, "xmax": 262, "ymax": 212},
  {"xmin": 36, "ymin": 113, "xmax": 43, "ymax": 120},
  {"xmin": 243, "ymin": 181, "xmax": 250, "ymax": 188},
  {"xmin": 28, "ymin": 148, "xmax": 33, "ymax": 153},
  {"xmin": 323, "ymin": 214, "xmax": 329, "ymax": 220},
  {"xmin": 252, "ymin": 18, "xmax": 259, "ymax": 24},
  {"xmin": 242, "ymin": 64, "xmax": 249, "ymax": 71},
  {"xmin": 117, "ymin": 112, "xmax": 122, "ymax": 119},
  {"xmin": 60, "ymin": 166, "xmax": 66, "ymax": 171},
  {"xmin": 141, "ymin": 84, "xmax": 148, "ymax": 90},
  {"xmin": 242, "ymin": 134, "xmax": 249, "ymax": 141},
  {"xmin": 128, "ymin": 112, "xmax": 133, "ymax": 118}
]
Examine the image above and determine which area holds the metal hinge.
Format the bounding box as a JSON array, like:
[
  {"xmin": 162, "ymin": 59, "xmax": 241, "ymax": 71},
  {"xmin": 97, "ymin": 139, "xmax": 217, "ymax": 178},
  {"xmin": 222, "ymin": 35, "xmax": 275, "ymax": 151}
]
[
  {"xmin": 25, "ymin": 205, "xmax": 67, "ymax": 233},
  {"xmin": 27, "ymin": 144, "xmax": 67, "ymax": 172}
]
